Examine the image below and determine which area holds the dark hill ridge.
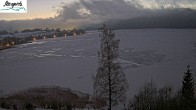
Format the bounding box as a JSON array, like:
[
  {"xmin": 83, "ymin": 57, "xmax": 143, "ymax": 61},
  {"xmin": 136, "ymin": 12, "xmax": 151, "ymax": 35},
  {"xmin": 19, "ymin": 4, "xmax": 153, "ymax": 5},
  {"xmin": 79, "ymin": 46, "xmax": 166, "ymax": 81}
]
[
  {"xmin": 82, "ymin": 8, "xmax": 196, "ymax": 30},
  {"xmin": 0, "ymin": 86, "xmax": 105, "ymax": 109}
]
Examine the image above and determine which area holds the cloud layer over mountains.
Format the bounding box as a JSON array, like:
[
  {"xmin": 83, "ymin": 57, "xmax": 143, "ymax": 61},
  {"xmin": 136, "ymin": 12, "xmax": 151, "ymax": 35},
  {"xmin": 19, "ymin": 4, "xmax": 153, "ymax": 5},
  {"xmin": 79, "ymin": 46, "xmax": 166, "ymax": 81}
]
[
  {"xmin": 57, "ymin": 0, "xmax": 196, "ymax": 20},
  {"xmin": 0, "ymin": 0, "xmax": 196, "ymax": 30}
]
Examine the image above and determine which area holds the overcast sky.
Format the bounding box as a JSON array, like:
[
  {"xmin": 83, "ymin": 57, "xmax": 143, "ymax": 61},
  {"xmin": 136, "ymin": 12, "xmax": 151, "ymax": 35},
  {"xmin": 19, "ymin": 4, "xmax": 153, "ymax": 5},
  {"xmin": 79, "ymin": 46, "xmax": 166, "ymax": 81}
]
[{"xmin": 0, "ymin": 0, "xmax": 195, "ymax": 29}]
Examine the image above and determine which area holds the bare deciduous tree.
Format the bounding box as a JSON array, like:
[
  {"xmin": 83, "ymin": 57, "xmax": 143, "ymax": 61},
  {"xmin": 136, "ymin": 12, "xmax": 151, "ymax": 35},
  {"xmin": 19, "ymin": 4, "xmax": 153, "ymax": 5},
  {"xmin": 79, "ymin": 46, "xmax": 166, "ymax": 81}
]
[
  {"xmin": 129, "ymin": 81, "xmax": 157, "ymax": 110},
  {"xmin": 157, "ymin": 85, "xmax": 173, "ymax": 110},
  {"xmin": 93, "ymin": 24, "xmax": 128, "ymax": 110}
]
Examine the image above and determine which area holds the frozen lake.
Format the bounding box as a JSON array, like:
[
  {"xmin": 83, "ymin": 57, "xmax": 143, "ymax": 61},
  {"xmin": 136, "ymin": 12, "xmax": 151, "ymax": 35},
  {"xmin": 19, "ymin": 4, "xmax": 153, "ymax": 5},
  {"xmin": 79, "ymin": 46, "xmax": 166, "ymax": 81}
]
[{"xmin": 0, "ymin": 29, "xmax": 196, "ymax": 97}]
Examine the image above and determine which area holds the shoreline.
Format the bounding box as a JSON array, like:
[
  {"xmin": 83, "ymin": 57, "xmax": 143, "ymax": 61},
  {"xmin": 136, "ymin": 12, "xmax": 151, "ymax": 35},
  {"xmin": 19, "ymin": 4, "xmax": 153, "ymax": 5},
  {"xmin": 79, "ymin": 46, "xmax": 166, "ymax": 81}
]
[{"xmin": 0, "ymin": 46, "xmax": 13, "ymax": 51}]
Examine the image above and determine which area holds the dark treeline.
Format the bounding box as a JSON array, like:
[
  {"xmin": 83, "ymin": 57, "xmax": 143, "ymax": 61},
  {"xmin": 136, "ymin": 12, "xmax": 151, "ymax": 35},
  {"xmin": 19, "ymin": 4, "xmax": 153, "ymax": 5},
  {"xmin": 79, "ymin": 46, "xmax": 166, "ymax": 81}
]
[
  {"xmin": 128, "ymin": 65, "xmax": 196, "ymax": 110},
  {"xmin": 0, "ymin": 86, "xmax": 105, "ymax": 110},
  {"xmin": 21, "ymin": 28, "xmax": 42, "ymax": 33},
  {"xmin": 0, "ymin": 30, "xmax": 9, "ymax": 35},
  {"xmin": 0, "ymin": 28, "xmax": 86, "ymax": 34}
]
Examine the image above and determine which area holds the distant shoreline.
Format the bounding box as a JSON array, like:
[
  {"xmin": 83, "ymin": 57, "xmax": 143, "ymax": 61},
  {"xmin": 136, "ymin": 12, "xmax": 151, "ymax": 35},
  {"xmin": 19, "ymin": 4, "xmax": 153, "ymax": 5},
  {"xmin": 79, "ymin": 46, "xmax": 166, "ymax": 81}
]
[
  {"xmin": 0, "ymin": 46, "xmax": 13, "ymax": 51},
  {"xmin": 0, "ymin": 28, "xmax": 86, "ymax": 51}
]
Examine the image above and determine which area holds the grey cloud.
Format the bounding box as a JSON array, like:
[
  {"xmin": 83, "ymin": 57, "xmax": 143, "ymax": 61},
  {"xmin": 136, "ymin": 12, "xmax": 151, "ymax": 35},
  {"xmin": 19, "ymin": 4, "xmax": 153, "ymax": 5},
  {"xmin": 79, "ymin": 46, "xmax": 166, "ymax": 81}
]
[
  {"xmin": 57, "ymin": 0, "xmax": 145, "ymax": 22},
  {"xmin": 81, "ymin": 0, "xmax": 141, "ymax": 19},
  {"xmin": 56, "ymin": 0, "xmax": 196, "ymax": 24},
  {"xmin": 138, "ymin": 0, "xmax": 196, "ymax": 9},
  {"xmin": 57, "ymin": 2, "xmax": 84, "ymax": 20}
]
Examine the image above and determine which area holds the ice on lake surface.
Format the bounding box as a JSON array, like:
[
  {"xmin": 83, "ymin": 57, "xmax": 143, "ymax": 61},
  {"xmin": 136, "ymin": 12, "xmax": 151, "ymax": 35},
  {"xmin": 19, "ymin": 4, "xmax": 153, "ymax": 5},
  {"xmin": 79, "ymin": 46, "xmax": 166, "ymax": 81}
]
[{"xmin": 0, "ymin": 29, "xmax": 196, "ymax": 97}]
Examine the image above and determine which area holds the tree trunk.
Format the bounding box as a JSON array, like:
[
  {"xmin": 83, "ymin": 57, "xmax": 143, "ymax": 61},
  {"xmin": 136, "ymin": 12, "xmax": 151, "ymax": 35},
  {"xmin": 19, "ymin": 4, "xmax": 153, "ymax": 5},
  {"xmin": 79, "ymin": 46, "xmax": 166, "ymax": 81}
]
[{"xmin": 109, "ymin": 72, "xmax": 112, "ymax": 110}]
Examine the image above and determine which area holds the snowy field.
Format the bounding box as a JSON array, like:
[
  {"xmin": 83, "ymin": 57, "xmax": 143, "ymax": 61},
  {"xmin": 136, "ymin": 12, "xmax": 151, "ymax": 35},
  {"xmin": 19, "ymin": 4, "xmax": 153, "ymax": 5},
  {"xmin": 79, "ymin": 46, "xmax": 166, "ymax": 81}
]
[{"xmin": 0, "ymin": 29, "xmax": 196, "ymax": 97}]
